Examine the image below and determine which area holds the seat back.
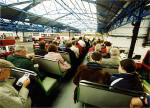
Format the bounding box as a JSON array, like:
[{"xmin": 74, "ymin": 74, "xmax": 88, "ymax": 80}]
[
  {"xmin": 103, "ymin": 68, "xmax": 118, "ymax": 75},
  {"xmin": 140, "ymin": 50, "xmax": 150, "ymax": 83},
  {"xmin": 59, "ymin": 52, "xmax": 71, "ymax": 64},
  {"xmin": 34, "ymin": 56, "xmax": 64, "ymax": 77},
  {"xmin": 143, "ymin": 80, "xmax": 150, "ymax": 95},
  {"xmin": 78, "ymin": 80, "xmax": 144, "ymax": 108}
]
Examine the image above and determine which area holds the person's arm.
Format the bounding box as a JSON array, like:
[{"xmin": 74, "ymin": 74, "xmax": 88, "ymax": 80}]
[
  {"xmin": 130, "ymin": 96, "xmax": 149, "ymax": 108},
  {"xmin": 0, "ymin": 78, "xmax": 31, "ymax": 108}
]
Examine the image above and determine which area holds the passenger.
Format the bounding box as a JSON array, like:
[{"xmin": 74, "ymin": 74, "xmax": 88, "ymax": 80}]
[
  {"xmin": 101, "ymin": 48, "xmax": 120, "ymax": 74},
  {"xmin": 102, "ymin": 41, "xmax": 112, "ymax": 58},
  {"xmin": 0, "ymin": 59, "xmax": 31, "ymax": 108},
  {"xmin": 59, "ymin": 40, "xmax": 66, "ymax": 51},
  {"xmin": 65, "ymin": 41, "xmax": 77, "ymax": 67},
  {"xmin": 130, "ymin": 96, "xmax": 150, "ymax": 108},
  {"xmin": 7, "ymin": 45, "xmax": 40, "ymax": 76},
  {"xmin": 88, "ymin": 40, "xmax": 97, "ymax": 53},
  {"xmin": 95, "ymin": 44, "xmax": 101, "ymax": 52},
  {"xmin": 34, "ymin": 41, "xmax": 47, "ymax": 56},
  {"xmin": 78, "ymin": 37, "xmax": 86, "ymax": 48},
  {"xmin": 73, "ymin": 56, "xmax": 111, "ymax": 103},
  {"xmin": 70, "ymin": 40, "xmax": 80, "ymax": 58},
  {"xmin": 44, "ymin": 44, "xmax": 71, "ymax": 72},
  {"xmin": 76, "ymin": 42, "xmax": 83, "ymax": 55},
  {"xmin": 88, "ymin": 51, "xmax": 103, "ymax": 69},
  {"xmin": 110, "ymin": 59, "xmax": 143, "ymax": 91},
  {"xmin": 73, "ymin": 65, "xmax": 111, "ymax": 86}
]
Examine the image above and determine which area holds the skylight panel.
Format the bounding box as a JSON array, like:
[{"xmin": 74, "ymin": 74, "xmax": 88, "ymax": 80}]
[{"xmin": 14, "ymin": 2, "xmax": 31, "ymax": 9}]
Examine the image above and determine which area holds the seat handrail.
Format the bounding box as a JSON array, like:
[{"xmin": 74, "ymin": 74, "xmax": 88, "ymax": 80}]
[
  {"xmin": 34, "ymin": 56, "xmax": 60, "ymax": 62},
  {"xmin": 11, "ymin": 67, "xmax": 37, "ymax": 76},
  {"xmin": 79, "ymin": 80, "xmax": 145, "ymax": 97}
]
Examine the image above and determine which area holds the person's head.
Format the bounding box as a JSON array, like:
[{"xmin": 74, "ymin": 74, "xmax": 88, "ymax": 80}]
[
  {"xmin": 93, "ymin": 40, "xmax": 97, "ymax": 46},
  {"xmin": 15, "ymin": 45, "xmax": 27, "ymax": 57},
  {"xmin": 39, "ymin": 41, "xmax": 45, "ymax": 49},
  {"xmin": 95, "ymin": 44, "xmax": 101, "ymax": 52},
  {"xmin": 52, "ymin": 41, "xmax": 58, "ymax": 46},
  {"xmin": 47, "ymin": 44, "xmax": 58, "ymax": 52},
  {"xmin": 72, "ymin": 40, "xmax": 76, "ymax": 45},
  {"xmin": 90, "ymin": 51, "xmax": 102, "ymax": 63},
  {"xmin": 65, "ymin": 41, "xmax": 72, "ymax": 48},
  {"xmin": 73, "ymin": 65, "xmax": 111, "ymax": 85},
  {"xmin": 105, "ymin": 41, "xmax": 112, "ymax": 47},
  {"xmin": 110, "ymin": 48, "xmax": 120, "ymax": 58},
  {"xmin": 142, "ymin": 43, "xmax": 146, "ymax": 48},
  {"xmin": 0, "ymin": 59, "xmax": 14, "ymax": 80},
  {"xmin": 118, "ymin": 59, "xmax": 136, "ymax": 73},
  {"xmin": 79, "ymin": 37, "xmax": 82, "ymax": 40}
]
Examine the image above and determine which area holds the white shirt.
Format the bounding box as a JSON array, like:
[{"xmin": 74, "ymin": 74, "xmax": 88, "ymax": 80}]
[
  {"xmin": 70, "ymin": 46, "xmax": 80, "ymax": 58},
  {"xmin": 78, "ymin": 40, "xmax": 86, "ymax": 47}
]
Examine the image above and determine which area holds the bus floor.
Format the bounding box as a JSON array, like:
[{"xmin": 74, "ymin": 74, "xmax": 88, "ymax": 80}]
[{"xmin": 33, "ymin": 78, "xmax": 82, "ymax": 108}]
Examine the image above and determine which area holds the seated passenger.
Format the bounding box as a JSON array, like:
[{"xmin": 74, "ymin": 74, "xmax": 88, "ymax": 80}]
[
  {"xmin": 87, "ymin": 51, "xmax": 103, "ymax": 70},
  {"xmin": 101, "ymin": 48, "xmax": 120, "ymax": 74},
  {"xmin": 88, "ymin": 41, "xmax": 97, "ymax": 53},
  {"xmin": 34, "ymin": 41, "xmax": 47, "ymax": 56},
  {"xmin": 7, "ymin": 45, "xmax": 40, "ymax": 76},
  {"xmin": 110, "ymin": 59, "xmax": 143, "ymax": 91},
  {"xmin": 78, "ymin": 37, "xmax": 86, "ymax": 48},
  {"xmin": 65, "ymin": 41, "xmax": 77, "ymax": 68},
  {"xmin": 70, "ymin": 40, "xmax": 80, "ymax": 59},
  {"xmin": 73, "ymin": 58, "xmax": 110, "ymax": 103},
  {"xmin": 73, "ymin": 65, "xmax": 111, "ymax": 86},
  {"xmin": 44, "ymin": 44, "xmax": 71, "ymax": 72},
  {"xmin": 59, "ymin": 40, "xmax": 66, "ymax": 51},
  {"xmin": 95, "ymin": 44, "xmax": 101, "ymax": 52},
  {"xmin": 0, "ymin": 59, "xmax": 31, "ymax": 108}
]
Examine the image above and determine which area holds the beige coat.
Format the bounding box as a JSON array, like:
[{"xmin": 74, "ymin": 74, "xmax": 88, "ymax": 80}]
[{"xmin": 0, "ymin": 80, "xmax": 31, "ymax": 108}]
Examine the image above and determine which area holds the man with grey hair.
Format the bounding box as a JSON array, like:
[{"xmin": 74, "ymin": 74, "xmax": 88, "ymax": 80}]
[
  {"xmin": 101, "ymin": 48, "xmax": 121, "ymax": 74},
  {"xmin": 0, "ymin": 59, "xmax": 31, "ymax": 108},
  {"xmin": 7, "ymin": 45, "xmax": 40, "ymax": 76}
]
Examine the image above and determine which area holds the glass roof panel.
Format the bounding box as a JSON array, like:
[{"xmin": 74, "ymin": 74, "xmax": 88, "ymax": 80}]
[
  {"xmin": 0, "ymin": 0, "xmax": 30, "ymax": 4},
  {"xmin": 27, "ymin": 0, "xmax": 97, "ymax": 32},
  {"xmin": 3, "ymin": 0, "xmax": 97, "ymax": 32},
  {"xmin": 14, "ymin": 2, "xmax": 31, "ymax": 9}
]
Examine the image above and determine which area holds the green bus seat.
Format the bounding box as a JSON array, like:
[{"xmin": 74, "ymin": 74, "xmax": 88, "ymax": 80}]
[
  {"xmin": 77, "ymin": 80, "xmax": 145, "ymax": 108},
  {"xmin": 34, "ymin": 56, "xmax": 67, "ymax": 77},
  {"xmin": 143, "ymin": 80, "xmax": 150, "ymax": 95},
  {"xmin": 38, "ymin": 77, "xmax": 57, "ymax": 96},
  {"xmin": 60, "ymin": 52, "xmax": 71, "ymax": 64},
  {"xmin": 11, "ymin": 67, "xmax": 57, "ymax": 96}
]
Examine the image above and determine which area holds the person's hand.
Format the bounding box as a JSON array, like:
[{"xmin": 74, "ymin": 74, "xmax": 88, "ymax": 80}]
[
  {"xmin": 22, "ymin": 78, "xmax": 30, "ymax": 88},
  {"xmin": 26, "ymin": 53, "xmax": 35, "ymax": 59},
  {"xmin": 130, "ymin": 97, "xmax": 143, "ymax": 108}
]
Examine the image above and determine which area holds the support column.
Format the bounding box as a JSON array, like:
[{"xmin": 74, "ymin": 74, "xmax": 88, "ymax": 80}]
[{"xmin": 128, "ymin": 21, "xmax": 142, "ymax": 58}]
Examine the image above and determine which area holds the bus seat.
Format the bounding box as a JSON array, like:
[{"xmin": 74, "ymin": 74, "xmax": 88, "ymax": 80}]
[
  {"xmin": 77, "ymin": 80, "xmax": 145, "ymax": 108},
  {"xmin": 59, "ymin": 52, "xmax": 71, "ymax": 64},
  {"xmin": 143, "ymin": 80, "xmax": 150, "ymax": 95},
  {"xmin": 11, "ymin": 67, "xmax": 58, "ymax": 96},
  {"xmin": 81, "ymin": 54, "xmax": 89, "ymax": 65},
  {"xmin": 102, "ymin": 68, "xmax": 118, "ymax": 75},
  {"xmin": 37, "ymin": 77, "xmax": 57, "ymax": 96},
  {"xmin": 140, "ymin": 50, "xmax": 150, "ymax": 83},
  {"xmin": 34, "ymin": 56, "xmax": 67, "ymax": 77}
]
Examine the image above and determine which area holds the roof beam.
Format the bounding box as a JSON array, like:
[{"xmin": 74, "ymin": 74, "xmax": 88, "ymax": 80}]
[
  {"xmin": 82, "ymin": 0, "xmax": 116, "ymax": 14},
  {"xmin": 7, "ymin": 0, "xmax": 32, "ymax": 7},
  {"xmin": 54, "ymin": 13, "xmax": 71, "ymax": 21},
  {"xmin": 23, "ymin": 0, "xmax": 41, "ymax": 11}
]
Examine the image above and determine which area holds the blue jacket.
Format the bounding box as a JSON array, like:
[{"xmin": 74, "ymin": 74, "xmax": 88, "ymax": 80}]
[{"xmin": 110, "ymin": 73, "xmax": 143, "ymax": 91}]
